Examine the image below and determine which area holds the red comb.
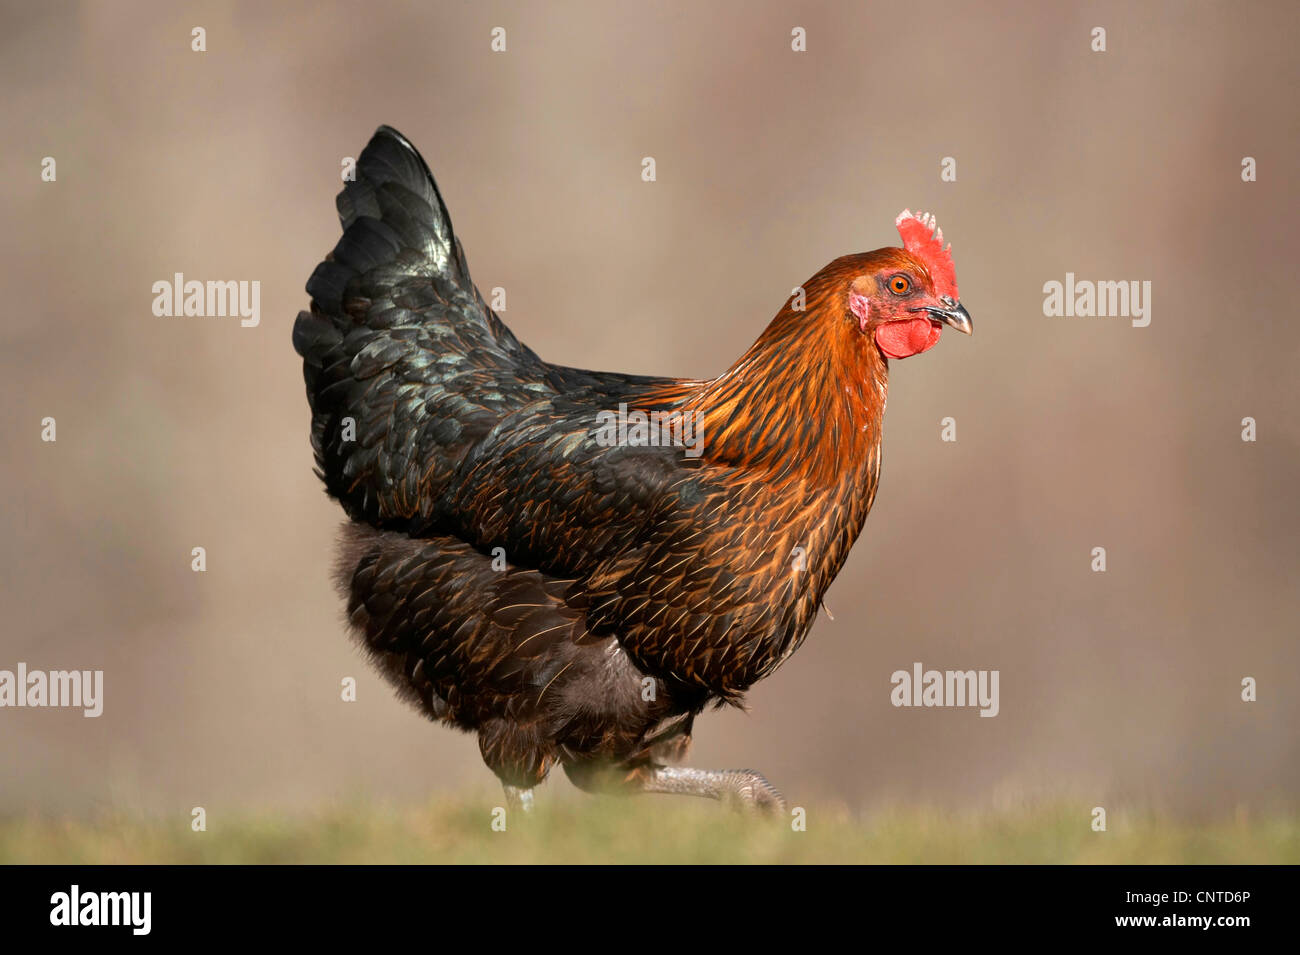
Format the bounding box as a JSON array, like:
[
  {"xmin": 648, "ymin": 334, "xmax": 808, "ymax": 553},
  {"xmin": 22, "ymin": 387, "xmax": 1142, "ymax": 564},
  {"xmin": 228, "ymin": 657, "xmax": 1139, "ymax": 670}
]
[{"xmin": 895, "ymin": 210, "xmax": 958, "ymax": 300}]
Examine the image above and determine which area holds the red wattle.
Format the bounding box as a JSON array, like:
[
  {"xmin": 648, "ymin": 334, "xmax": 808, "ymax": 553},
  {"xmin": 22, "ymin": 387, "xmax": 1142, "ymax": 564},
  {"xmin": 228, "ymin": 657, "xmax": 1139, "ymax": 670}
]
[{"xmin": 874, "ymin": 318, "xmax": 941, "ymax": 359}]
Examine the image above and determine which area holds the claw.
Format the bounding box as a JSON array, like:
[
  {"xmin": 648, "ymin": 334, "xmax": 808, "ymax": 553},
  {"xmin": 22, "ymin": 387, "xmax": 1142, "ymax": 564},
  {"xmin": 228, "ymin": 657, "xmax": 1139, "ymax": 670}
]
[{"xmin": 728, "ymin": 769, "xmax": 787, "ymax": 815}]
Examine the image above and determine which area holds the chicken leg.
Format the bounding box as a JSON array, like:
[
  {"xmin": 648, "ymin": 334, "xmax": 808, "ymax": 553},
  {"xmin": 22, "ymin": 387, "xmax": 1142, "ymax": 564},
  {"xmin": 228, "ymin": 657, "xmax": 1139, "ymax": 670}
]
[
  {"xmin": 564, "ymin": 760, "xmax": 786, "ymax": 814},
  {"xmin": 636, "ymin": 766, "xmax": 787, "ymax": 814},
  {"xmin": 502, "ymin": 784, "xmax": 535, "ymax": 816}
]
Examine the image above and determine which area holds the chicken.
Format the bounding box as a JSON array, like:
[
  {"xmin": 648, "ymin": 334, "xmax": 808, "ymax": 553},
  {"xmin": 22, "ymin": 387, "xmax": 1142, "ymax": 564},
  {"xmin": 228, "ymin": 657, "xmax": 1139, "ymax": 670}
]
[{"xmin": 292, "ymin": 126, "xmax": 972, "ymax": 813}]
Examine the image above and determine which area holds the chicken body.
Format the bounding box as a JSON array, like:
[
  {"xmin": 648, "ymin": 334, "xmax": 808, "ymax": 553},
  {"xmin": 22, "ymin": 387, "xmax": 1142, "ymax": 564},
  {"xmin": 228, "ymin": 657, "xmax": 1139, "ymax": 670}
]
[{"xmin": 293, "ymin": 127, "xmax": 969, "ymax": 811}]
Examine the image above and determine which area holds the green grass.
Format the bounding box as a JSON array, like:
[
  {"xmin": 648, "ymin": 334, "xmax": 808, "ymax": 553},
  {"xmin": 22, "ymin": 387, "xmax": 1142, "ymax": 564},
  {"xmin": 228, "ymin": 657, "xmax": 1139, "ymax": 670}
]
[{"xmin": 3, "ymin": 796, "xmax": 1296, "ymax": 864}]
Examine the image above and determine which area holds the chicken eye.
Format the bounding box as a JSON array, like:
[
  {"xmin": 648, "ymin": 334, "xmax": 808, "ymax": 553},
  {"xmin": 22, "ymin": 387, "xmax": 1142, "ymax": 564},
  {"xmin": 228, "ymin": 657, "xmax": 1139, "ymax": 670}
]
[{"xmin": 889, "ymin": 275, "xmax": 911, "ymax": 295}]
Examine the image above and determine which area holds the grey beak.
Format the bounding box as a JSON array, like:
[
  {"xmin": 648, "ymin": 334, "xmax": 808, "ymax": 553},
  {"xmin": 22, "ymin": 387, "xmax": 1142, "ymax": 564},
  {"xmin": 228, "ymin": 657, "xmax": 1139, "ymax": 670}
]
[{"xmin": 911, "ymin": 298, "xmax": 973, "ymax": 335}]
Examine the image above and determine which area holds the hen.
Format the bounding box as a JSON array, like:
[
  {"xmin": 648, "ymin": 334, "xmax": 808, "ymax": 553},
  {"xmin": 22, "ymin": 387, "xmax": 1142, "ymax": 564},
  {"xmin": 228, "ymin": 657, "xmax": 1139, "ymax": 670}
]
[{"xmin": 293, "ymin": 126, "xmax": 972, "ymax": 812}]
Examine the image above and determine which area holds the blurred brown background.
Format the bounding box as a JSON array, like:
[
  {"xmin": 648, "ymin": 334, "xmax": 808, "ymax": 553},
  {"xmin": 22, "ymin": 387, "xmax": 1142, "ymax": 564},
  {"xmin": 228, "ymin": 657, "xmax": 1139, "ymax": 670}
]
[{"xmin": 2, "ymin": 0, "xmax": 1296, "ymax": 817}]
